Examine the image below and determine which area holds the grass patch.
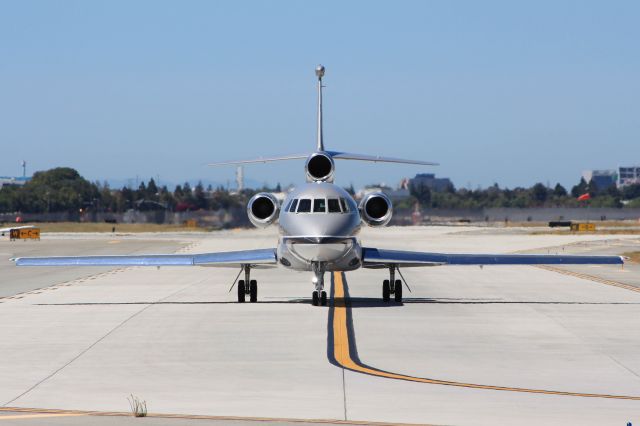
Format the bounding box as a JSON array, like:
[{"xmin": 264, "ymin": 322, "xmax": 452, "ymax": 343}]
[{"xmin": 127, "ymin": 394, "xmax": 147, "ymax": 417}]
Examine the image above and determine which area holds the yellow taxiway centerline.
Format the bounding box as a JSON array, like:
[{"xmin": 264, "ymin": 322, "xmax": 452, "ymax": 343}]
[{"xmin": 331, "ymin": 271, "xmax": 640, "ymax": 400}]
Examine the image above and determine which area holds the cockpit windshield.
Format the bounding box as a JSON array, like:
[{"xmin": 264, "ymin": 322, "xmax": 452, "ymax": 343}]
[
  {"xmin": 297, "ymin": 199, "xmax": 311, "ymax": 213},
  {"xmin": 289, "ymin": 197, "xmax": 350, "ymax": 213},
  {"xmin": 340, "ymin": 198, "xmax": 349, "ymax": 212},
  {"xmin": 328, "ymin": 199, "xmax": 341, "ymax": 213},
  {"xmin": 313, "ymin": 199, "xmax": 326, "ymax": 213}
]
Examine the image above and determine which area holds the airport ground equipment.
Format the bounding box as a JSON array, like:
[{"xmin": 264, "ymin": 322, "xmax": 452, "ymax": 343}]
[
  {"xmin": 10, "ymin": 228, "xmax": 40, "ymax": 241},
  {"xmin": 4, "ymin": 226, "xmax": 39, "ymax": 241},
  {"xmin": 13, "ymin": 66, "xmax": 625, "ymax": 305},
  {"xmin": 571, "ymin": 223, "xmax": 596, "ymax": 232},
  {"xmin": 548, "ymin": 221, "xmax": 572, "ymax": 227}
]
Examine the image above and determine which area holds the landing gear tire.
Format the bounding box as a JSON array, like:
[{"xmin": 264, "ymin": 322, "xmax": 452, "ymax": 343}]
[
  {"xmin": 237, "ymin": 280, "xmax": 246, "ymax": 303},
  {"xmin": 394, "ymin": 279, "xmax": 403, "ymax": 303},
  {"xmin": 312, "ymin": 290, "xmax": 319, "ymax": 306},
  {"xmin": 382, "ymin": 279, "xmax": 390, "ymax": 302},
  {"xmin": 320, "ymin": 291, "xmax": 327, "ymax": 306},
  {"xmin": 250, "ymin": 279, "xmax": 258, "ymax": 303}
]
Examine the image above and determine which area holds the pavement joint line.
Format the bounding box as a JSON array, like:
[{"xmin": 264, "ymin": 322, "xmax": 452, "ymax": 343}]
[
  {"xmin": 0, "ymin": 413, "xmax": 86, "ymax": 420},
  {"xmin": 536, "ymin": 265, "xmax": 640, "ymax": 293},
  {"xmin": 2, "ymin": 277, "xmax": 208, "ymax": 407},
  {"xmin": 328, "ymin": 271, "xmax": 640, "ymax": 401},
  {"xmin": 0, "ymin": 407, "xmax": 435, "ymax": 425}
]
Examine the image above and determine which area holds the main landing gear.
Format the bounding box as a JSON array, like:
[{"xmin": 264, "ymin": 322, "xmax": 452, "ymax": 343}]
[
  {"xmin": 237, "ymin": 265, "xmax": 258, "ymax": 303},
  {"xmin": 311, "ymin": 262, "xmax": 327, "ymax": 307},
  {"xmin": 382, "ymin": 266, "xmax": 402, "ymax": 303}
]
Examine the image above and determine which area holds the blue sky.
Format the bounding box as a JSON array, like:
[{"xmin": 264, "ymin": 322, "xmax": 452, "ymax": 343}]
[{"xmin": 1, "ymin": 1, "xmax": 638, "ymax": 190}]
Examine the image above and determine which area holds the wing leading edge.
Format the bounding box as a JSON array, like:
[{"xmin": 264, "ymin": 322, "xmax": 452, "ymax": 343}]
[
  {"xmin": 362, "ymin": 247, "xmax": 624, "ymax": 268},
  {"xmin": 14, "ymin": 248, "xmax": 277, "ymax": 268}
]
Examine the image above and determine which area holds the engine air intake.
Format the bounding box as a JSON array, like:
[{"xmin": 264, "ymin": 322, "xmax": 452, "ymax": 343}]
[
  {"xmin": 359, "ymin": 192, "xmax": 393, "ymax": 227},
  {"xmin": 247, "ymin": 193, "xmax": 280, "ymax": 228},
  {"xmin": 305, "ymin": 152, "xmax": 335, "ymax": 182}
]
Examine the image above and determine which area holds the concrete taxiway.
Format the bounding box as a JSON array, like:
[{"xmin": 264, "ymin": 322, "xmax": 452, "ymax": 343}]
[{"xmin": 1, "ymin": 227, "xmax": 639, "ymax": 425}]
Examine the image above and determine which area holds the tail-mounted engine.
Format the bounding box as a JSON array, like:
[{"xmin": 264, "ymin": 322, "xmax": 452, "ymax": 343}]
[
  {"xmin": 359, "ymin": 192, "xmax": 393, "ymax": 227},
  {"xmin": 247, "ymin": 193, "xmax": 280, "ymax": 228},
  {"xmin": 305, "ymin": 152, "xmax": 335, "ymax": 183}
]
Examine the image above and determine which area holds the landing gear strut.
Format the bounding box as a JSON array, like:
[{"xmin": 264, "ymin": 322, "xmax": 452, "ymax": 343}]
[
  {"xmin": 382, "ymin": 266, "xmax": 402, "ymax": 303},
  {"xmin": 237, "ymin": 265, "xmax": 258, "ymax": 303},
  {"xmin": 311, "ymin": 262, "xmax": 327, "ymax": 306}
]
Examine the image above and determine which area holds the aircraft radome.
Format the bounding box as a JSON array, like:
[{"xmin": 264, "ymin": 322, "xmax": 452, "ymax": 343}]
[{"xmin": 13, "ymin": 66, "xmax": 624, "ymax": 306}]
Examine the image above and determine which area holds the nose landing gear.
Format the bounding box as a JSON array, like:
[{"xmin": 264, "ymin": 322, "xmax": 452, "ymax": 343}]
[{"xmin": 311, "ymin": 262, "xmax": 327, "ymax": 306}]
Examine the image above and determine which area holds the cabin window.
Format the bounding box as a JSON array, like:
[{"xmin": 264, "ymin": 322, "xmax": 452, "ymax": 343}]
[
  {"xmin": 328, "ymin": 198, "xmax": 341, "ymax": 213},
  {"xmin": 297, "ymin": 199, "xmax": 311, "ymax": 213},
  {"xmin": 313, "ymin": 198, "xmax": 326, "ymax": 213},
  {"xmin": 340, "ymin": 198, "xmax": 349, "ymax": 212},
  {"xmin": 288, "ymin": 199, "xmax": 298, "ymax": 213}
]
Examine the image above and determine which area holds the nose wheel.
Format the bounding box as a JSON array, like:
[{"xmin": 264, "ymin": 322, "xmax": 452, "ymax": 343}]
[
  {"xmin": 312, "ymin": 290, "xmax": 328, "ymax": 306},
  {"xmin": 237, "ymin": 266, "xmax": 258, "ymax": 303},
  {"xmin": 382, "ymin": 266, "xmax": 403, "ymax": 303},
  {"xmin": 311, "ymin": 262, "xmax": 327, "ymax": 306}
]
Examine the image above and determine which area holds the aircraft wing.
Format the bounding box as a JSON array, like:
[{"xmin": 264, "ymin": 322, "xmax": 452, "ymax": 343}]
[
  {"xmin": 13, "ymin": 248, "xmax": 277, "ymax": 268},
  {"xmin": 361, "ymin": 247, "xmax": 625, "ymax": 268}
]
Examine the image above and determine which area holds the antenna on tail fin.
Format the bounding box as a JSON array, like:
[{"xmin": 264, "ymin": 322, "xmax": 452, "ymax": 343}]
[{"xmin": 316, "ymin": 65, "xmax": 325, "ymax": 151}]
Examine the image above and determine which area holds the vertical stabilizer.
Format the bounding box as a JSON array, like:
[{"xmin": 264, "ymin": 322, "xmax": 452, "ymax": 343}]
[{"xmin": 316, "ymin": 65, "xmax": 325, "ymax": 151}]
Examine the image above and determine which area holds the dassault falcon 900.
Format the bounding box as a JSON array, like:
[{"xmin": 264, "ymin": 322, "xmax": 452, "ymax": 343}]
[{"xmin": 14, "ymin": 65, "xmax": 624, "ymax": 306}]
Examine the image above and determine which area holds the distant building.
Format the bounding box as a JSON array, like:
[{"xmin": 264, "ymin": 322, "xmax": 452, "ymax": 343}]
[
  {"xmin": 582, "ymin": 170, "xmax": 617, "ymax": 190},
  {"xmin": 356, "ymin": 184, "xmax": 410, "ymax": 201},
  {"xmin": 409, "ymin": 173, "xmax": 453, "ymax": 193},
  {"xmin": 0, "ymin": 176, "xmax": 30, "ymax": 189},
  {"xmin": 618, "ymin": 166, "xmax": 640, "ymax": 187}
]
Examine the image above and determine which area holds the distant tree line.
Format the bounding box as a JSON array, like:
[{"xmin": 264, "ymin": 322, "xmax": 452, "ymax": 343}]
[
  {"xmin": 402, "ymin": 178, "xmax": 640, "ymax": 209},
  {"xmin": 0, "ymin": 167, "xmax": 269, "ymax": 214},
  {"xmin": 2, "ymin": 167, "xmax": 640, "ymax": 215}
]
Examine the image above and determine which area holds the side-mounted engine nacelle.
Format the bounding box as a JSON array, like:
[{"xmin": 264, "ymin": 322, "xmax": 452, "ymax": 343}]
[
  {"xmin": 359, "ymin": 192, "xmax": 393, "ymax": 227},
  {"xmin": 247, "ymin": 193, "xmax": 280, "ymax": 228},
  {"xmin": 305, "ymin": 152, "xmax": 335, "ymax": 183}
]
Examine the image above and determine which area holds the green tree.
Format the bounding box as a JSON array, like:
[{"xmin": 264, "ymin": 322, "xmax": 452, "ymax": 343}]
[
  {"xmin": 553, "ymin": 183, "xmax": 567, "ymax": 197},
  {"xmin": 146, "ymin": 178, "xmax": 159, "ymax": 200},
  {"xmin": 194, "ymin": 181, "xmax": 207, "ymax": 209},
  {"xmin": 531, "ymin": 183, "xmax": 548, "ymax": 204},
  {"xmin": 571, "ymin": 178, "xmax": 588, "ymax": 198},
  {"xmin": 17, "ymin": 167, "xmax": 99, "ymax": 213},
  {"xmin": 622, "ymin": 184, "xmax": 640, "ymax": 200},
  {"xmin": 409, "ymin": 182, "xmax": 432, "ymax": 206}
]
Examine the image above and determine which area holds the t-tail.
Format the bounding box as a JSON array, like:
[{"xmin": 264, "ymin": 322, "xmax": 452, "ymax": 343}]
[{"xmin": 208, "ymin": 65, "xmax": 438, "ymax": 182}]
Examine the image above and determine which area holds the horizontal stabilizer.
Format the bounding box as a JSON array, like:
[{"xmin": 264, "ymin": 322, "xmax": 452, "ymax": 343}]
[
  {"xmin": 326, "ymin": 151, "xmax": 438, "ymax": 166},
  {"xmin": 209, "ymin": 151, "xmax": 437, "ymax": 167},
  {"xmin": 208, "ymin": 155, "xmax": 308, "ymax": 166}
]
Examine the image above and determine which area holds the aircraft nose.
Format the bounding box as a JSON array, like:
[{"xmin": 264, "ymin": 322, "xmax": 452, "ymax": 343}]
[{"xmin": 290, "ymin": 242, "xmax": 352, "ymax": 263}]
